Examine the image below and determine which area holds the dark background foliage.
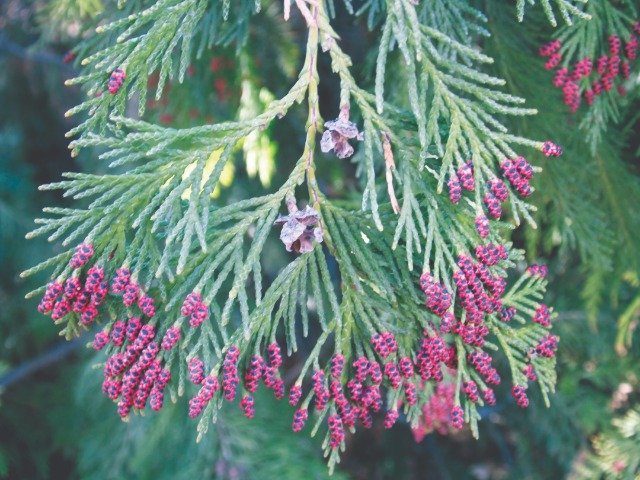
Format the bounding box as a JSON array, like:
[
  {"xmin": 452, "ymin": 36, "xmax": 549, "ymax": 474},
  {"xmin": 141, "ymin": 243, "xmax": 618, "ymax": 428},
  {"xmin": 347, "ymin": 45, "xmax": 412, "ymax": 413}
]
[{"xmin": 1, "ymin": 1, "xmax": 639, "ymax": 479}]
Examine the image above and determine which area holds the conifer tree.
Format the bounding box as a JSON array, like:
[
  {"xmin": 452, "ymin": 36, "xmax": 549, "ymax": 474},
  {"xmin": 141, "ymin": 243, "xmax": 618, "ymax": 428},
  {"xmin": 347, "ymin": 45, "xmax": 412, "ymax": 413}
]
[
  {"xmin": 579, "ymin": 408, "xmax": 640, "ymax": 479},
  {"xmin": 21, "ymin": 0, "xmax": 640, "ymax": 472}
]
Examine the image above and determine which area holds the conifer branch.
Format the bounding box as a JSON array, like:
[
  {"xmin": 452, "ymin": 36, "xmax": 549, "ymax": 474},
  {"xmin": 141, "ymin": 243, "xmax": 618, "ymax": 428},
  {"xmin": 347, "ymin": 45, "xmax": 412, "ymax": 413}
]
[
  {"xmin": 516, "ymin": 0, "xmax": 591, "ymax": 27},
  {"xmin": 577, "ymin": 407, "xmax": 640, "ymax": 479},
  {"xmin": 25, "ymin": 0, "xmax": 566, "ymax": 469}
]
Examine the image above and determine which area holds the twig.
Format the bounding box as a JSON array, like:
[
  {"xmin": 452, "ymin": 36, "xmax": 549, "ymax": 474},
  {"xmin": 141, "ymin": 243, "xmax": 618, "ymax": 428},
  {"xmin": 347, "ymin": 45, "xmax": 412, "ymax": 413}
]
[
  {"xmin": 0, "ymin": 337, "xmax": 84, "ymax": 389},
  {"xmin": 294, "ymin": 0, "xmax": 317, "ymax": 26},
  {"xmin": 382, "ymin": 131, "xmax": 400, "ymax": 214}
]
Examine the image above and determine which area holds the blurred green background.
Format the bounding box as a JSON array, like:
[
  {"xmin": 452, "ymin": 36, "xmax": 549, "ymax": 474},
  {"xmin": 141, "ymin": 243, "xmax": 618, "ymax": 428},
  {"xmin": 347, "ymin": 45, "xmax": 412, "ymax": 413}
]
[{"xmin": 1, "ymin": 1, "xmax": 639, "ymax": 479}]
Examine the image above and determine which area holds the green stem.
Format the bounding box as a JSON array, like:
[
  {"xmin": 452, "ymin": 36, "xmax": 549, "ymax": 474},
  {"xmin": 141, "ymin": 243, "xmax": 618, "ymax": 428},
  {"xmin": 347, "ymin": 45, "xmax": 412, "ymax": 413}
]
[{"xmin": 304, "ymin": 4, "xmax": 322, "ymax": 212}]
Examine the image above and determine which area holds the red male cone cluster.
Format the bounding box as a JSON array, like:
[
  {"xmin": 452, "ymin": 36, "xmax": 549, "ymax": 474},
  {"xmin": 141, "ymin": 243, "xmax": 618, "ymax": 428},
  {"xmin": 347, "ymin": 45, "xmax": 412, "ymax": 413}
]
[
  {"xmin": 181, "ymin": 292, "xmax": 209, "ymax": 328},
  {"xmin": 35, "ymin": 232, "xmax": 558, "ymax": 440},
  {"xmin": 108, "ymin": 69, "xmax": 126, "ymax": 94},
  {"xmin": 539, "ymin": 26, "xmax": 638, "ymax": 113}
]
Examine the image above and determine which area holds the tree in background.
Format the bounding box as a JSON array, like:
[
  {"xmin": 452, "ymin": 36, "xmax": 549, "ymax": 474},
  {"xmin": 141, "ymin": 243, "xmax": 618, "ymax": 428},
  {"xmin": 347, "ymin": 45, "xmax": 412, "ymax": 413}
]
[{"xmin": 1, "ymin": 0, "xmax": 639, "ymax": 478}]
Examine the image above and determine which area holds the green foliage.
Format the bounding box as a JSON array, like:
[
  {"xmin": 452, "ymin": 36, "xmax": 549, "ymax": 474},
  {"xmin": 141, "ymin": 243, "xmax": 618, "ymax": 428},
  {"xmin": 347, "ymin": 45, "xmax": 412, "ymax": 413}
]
[
  {"xmin": 516, "ymin": 0, "xmax": 591, "ymax": 27},
  {"xmin": 554, "ymin": 1, "xmax": 638, "ymax": 149},
  {"xmin": 64, "ymin": 0, "xmax": 266, "ymax": 148},
  {"xmin": 19, "ymin": 0, "xmax": 576, "ymax": 471},
  {"xmin": 576, "ymin": 408, "xmax": 640, "ymax": 479},
  {"xmin": 60, "ymin": 362, "xmax": 345, "ymax": 480},
  {"xmin": 6, "ymin": 0, "xmax": 639, "ymax": 476},
  {"xmin": 482, "ymin": 0, "xmax": 640, "ymax": 347}
]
